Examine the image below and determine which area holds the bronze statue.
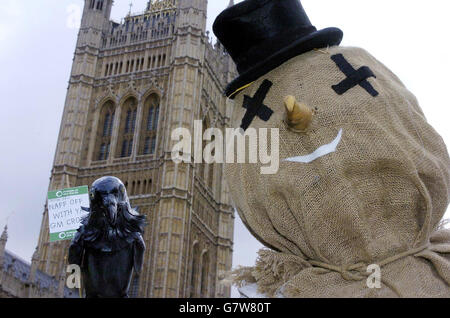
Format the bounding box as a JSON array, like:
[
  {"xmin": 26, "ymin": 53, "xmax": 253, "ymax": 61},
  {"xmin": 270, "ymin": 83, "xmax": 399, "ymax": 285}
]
[{"xmin": 68, "ymin": 176, "xmax": 146, "ymax": 298}]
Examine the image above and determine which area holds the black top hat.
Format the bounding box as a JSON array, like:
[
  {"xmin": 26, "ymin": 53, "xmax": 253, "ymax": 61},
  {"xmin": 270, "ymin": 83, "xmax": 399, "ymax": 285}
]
[{"xmin": 213, "ymin": 0, "xmax": 343, "ymax": 99}]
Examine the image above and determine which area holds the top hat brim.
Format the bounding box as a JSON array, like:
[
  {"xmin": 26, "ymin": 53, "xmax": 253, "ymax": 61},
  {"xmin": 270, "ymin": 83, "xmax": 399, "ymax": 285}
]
[{"xmin": 225, "ymin": 27, "xmax": 343, "ymax": 99}]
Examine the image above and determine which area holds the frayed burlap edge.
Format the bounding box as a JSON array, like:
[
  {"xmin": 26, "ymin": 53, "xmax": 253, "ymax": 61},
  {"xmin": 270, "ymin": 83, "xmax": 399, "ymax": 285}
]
[
  {"xmin": 219, "ymin": 248, "xmax": 311, "ymax": 297},
  {"xmin": 219, "ymin": 231, "xmax": 450, "ymax": 297}
]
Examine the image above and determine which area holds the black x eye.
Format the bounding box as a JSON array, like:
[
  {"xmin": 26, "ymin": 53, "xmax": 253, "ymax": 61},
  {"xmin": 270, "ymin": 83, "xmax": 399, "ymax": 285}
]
[
  {"xmin": 240, "ymin": 80, "xmax": 274, "ymax": 131},
  {"xmin": 331, "ymin": 54, "xmax": 379, "ymax": 97}
]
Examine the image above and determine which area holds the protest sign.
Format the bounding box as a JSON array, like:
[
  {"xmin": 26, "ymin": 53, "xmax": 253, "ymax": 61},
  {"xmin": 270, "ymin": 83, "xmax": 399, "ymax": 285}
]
[{"xmin": 47, "ymin": 186, "xmax": 90, "ymax": 242}]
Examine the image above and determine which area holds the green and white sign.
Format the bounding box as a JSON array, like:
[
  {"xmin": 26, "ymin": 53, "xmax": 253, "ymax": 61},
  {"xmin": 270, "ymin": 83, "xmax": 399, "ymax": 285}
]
[{"xmin": 47, "ymin": 186, "xmax": 90, "ymax": 242}]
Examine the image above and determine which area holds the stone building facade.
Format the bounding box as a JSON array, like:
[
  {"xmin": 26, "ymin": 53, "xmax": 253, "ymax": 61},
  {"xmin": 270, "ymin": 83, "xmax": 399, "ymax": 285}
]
[
  {"xmin": 35, "ymin": 0, "xmax": 237, "ymax": 298},
  {"xmin": 0, "ymin": 226, "xmax": 77, "ymax": 298}
]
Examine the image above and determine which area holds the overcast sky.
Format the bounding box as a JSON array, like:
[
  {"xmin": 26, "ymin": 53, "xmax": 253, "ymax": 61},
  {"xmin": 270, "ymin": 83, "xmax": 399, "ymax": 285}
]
[{"xmin": 0, "ymin": 0, "xmax": 449, "ymax": 297}]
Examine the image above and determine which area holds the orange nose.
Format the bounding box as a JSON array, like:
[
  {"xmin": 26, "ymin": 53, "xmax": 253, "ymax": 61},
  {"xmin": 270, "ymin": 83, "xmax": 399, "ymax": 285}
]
[{"xmin": 284, "ymin": 95, "xmax": 314, "ymax": 133}]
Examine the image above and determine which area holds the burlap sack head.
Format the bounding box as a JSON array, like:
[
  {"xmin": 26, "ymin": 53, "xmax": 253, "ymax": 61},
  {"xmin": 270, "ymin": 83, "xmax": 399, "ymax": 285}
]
[{"xmin": 225, "ymin": 46, "xmax": 450, "ymax": 297}]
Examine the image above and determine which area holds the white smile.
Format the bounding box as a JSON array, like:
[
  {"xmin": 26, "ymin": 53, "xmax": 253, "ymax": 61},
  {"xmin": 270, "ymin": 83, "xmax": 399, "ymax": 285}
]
[{"xmin": 284, "ymin": 129, "xmax": 343, "ymax": 164}]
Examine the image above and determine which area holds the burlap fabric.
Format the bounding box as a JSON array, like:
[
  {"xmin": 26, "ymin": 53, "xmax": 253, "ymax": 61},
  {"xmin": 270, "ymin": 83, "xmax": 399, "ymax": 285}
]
[{"xmin": 225, "ymin": 46, "xmax": 450, "ymax": 297}]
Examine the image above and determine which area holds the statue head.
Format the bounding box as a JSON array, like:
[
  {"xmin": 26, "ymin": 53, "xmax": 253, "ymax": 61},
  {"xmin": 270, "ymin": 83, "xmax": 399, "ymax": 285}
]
[
  {"xmin": 88, "ymin": 176, "xmax": 128, "ymax": 227},
  {"xmin": 83, "ymin": 177, "xmax": 145, "ymax": 238}
]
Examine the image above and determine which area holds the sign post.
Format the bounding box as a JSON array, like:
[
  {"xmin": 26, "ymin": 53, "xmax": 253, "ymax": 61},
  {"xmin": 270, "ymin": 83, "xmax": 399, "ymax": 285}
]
[{"xmin": 47, "ymin": 186, "xmax": 90, "ymax": 242}]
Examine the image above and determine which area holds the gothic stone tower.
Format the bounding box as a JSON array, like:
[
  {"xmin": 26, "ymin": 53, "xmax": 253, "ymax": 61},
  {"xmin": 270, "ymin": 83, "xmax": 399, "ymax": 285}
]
[{"xmin": 35, "ymin": 0, "xmax": 237, "ymax": 298}]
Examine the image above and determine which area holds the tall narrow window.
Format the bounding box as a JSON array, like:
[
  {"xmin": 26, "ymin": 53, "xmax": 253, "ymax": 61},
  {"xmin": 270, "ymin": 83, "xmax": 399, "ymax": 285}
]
[
  {"xmin": 154, "ymin": 106, "xmax": 160, "ymax": 130},
  {"xmin": 125, "ymin": 109, "xmax": 137, "ymax": 134},
  {"xmin": 102, "ymin": 113, "xmax": 110, "ymax": 136},
  {"xmin": 208, "ymin": 162, "xmax": 214, "ymax": 191},
  {"xmin": 198, "ymin": 117, "xmax": 209, "ymax": 182},
  {"xmin": 200, "ymin": 252, "xmax": 210, "ymax": 298},
  {"xmin": 151, "ymin": 136, "xmax": 156, "ymax": 154},
  {"xmin": 190, "ymin": 244, "xmax": 200, "ymax": 298},
  {"xmin": 105, "ymin": 142, "xmax": 110, "ymax": 160},
  {"xmin": 116, "ymin": 97, "xmax": 137, "ymax": 158},
  {"xmin": 146, "ymin": 107, "xmax": 154, "ymax": 131},
  {"xmin": 121, "ymin": 140, "xmax": 128, "ymax": 158},
  {"xmin": 139, "ymin": 94, "xmax": 160, "ymax": 155},
  {"xmin": 99, "ymin": 143, "xmax": 107, "ymax": 161},
  {"xmin": 143, "ymin": 137, "xmax": 151, "ymax": 155},
  {"xmin": 96, "ymin": 0, "xmax": 103, "ymax": 10},
  {"xmin": 147, "ymin": 179, "xmax": 152, "ymax": 193},
  {"xmin": 94, "ymin": 101, "xmax": 115, "ymax": 161},
  {"xmin": 136, "ymin": 181, "xmax": 141, "ymax": 195},
  {"xmin": 127, "ymin": 138, "xmax": 133, "ymax": 156}
]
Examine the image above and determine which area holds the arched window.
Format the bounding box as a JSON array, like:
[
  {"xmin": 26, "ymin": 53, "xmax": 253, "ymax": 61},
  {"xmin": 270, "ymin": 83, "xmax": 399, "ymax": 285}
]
[
  {"xmin": 189, "ymin": 243, "xmax": 200, "ymax": 298},
  {"xmin": 200, "ymin": 251, "xmax": 210, "ymax": 298},
  {"xmin": 116, "ymin": 97, "xmax": 137, "ymax": 158},
  {"xmin": 139, "ymin": 94, "xmax": 160, "ymax": 155},
  {"xmin": 94, "ymin": 101, "xmax": 115, "ymax": 161},
  {"xmin": 96, "ymin": 0, "xmax": 104, "ymax": 11}
]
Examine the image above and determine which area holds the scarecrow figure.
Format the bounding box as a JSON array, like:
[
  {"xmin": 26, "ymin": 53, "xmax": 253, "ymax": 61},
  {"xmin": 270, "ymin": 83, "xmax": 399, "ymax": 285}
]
[{"xmin": 214, "ymin": 0, "xmax": 450, "ymax": 297}]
